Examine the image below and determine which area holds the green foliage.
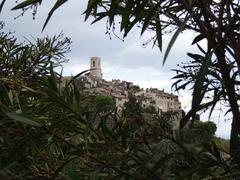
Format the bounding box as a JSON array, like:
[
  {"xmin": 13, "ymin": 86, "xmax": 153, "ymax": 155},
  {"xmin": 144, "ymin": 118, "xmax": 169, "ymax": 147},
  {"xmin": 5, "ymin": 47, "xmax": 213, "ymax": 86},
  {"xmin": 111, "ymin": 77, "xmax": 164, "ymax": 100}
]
[
  {"xmin": 122, "ymin": 95, "xmax": 142, "ymax": 117},
  {"xmin": 2, "ymin": 0, "xmax": 240, "ymax": 178},
  {"xmin": 131, "ymin": 85, "xmax": 140, "ymax": 93},
  {"xmin": 182, "ymin": 120, "xmax": 217, "ymax": 146},
  {"xmin": 143, "ymin": 105, "xmax": 156, "ymax": 114},
  {"xmin": 6, "ymin": 112, "xmax": 42, "ymax": 127},
  {"xmin": 0, "ymin": 31, "xmax": 70, "ymax": 86},
  {"xmin": 193, "ymin": 121, "xmax": 217, "ymax": 138},
  {"xmin": 95, "ymin": 95, "xmax": 114, "ymax": 112},
  {"xmin": 214, "ymin": 137, "xmax": 230, "ymax": 153}
]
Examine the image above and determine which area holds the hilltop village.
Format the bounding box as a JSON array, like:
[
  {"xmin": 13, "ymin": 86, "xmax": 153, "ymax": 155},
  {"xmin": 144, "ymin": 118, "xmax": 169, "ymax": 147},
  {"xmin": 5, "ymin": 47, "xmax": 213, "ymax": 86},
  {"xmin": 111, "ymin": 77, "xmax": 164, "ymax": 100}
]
[{"xmin": 63, "ymin": 57, "xmax": 182, "ymax": 114}]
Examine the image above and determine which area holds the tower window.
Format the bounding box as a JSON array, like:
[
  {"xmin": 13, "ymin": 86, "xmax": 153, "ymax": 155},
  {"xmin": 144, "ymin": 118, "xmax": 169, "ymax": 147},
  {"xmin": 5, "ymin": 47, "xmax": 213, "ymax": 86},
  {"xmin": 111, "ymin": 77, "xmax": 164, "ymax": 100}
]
[{"xmin": 93, "ymin": 61, "xmax": 95, "ymax": 67}]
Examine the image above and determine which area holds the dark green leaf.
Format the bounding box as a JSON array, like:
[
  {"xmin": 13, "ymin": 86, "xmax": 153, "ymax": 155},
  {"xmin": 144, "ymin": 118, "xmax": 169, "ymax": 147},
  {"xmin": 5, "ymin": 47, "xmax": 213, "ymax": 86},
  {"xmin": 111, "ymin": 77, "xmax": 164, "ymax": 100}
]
[
  {"xmin": 123, "ymin": 0, "xmax": 149, "ymax": 37},
  {"xmin": 11, "ymin": 0, "xmax": 41, "ymax": 10},
  {"xmin": 197, "ymin": 43, "xmax": 206, "ymax": 54},
  {"xmin": 192, "ymin": 34, "xmax": 205, "ymax": 45},
  {"xmin": 109, "ymin": 0, "xmax": 121, "ymax": 26},
  {"xmin": 208, "ymin": 90, "xmax": 220, "ymax": 119},
  {"xmin": 163, "ymin": 15, "xmax": 190, "ymax": 65},
  {"xmin": 141, "ymin": 4, "xmax": 159, "ymax": 35},
  {"xmin": 42, "ymin": 0, "xmax": 68, "ymax": 31},
  {"xmin": 84, "ymin": 0, "xmax": 101, "ymax": 21},
  {"xmin": 192, "ymin": 52, "xmax": 212, "ymax": 112},
  {"xmin": 155, "ymin": 16, "xmax": 162, "ymax": 51},
  {"xmin": 6, "ymin": 112, "xmax": 41, "ymax": 127},
  {"xmin": 52, "ymin": 158, "xmax": 76, "ymax": 179},
  {"xmin": 187, "ymin": 53, "xmax": 203, "ymax": 61},
  {"xmin": 65, "ymin": 69, "xmax": 90, "ymax": 88},
  {"xmin": 0, "ymin": 83, "xmax": 12, "ymax": 106},
  {"xmin": 211, "ymin": 141, "xmax": 222, "ymax": 163},
  {"xmin": 0, "ymin": 0, "xmax": 6, "ymax": 14},
  {"xmin": 120, "ymin": 0, "xmax": 134, "ymax": 31},
  {"xmin": 91, "ymin": 12, "xmax": 109, "ymax": 24}
]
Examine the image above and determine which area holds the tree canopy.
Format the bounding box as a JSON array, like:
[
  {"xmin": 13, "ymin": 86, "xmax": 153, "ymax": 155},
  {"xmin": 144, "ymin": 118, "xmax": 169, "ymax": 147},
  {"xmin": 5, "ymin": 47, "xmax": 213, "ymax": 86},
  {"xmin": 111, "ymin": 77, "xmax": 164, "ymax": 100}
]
[{"xmin": 95, "ymin": 95, "xmax": 115, "ymax": 112}]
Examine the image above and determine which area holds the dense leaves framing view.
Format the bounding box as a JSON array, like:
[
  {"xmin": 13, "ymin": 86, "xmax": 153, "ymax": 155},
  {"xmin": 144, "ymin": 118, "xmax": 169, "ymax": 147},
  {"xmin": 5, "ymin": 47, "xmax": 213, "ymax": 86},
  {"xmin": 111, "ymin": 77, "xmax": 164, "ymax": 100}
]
[{"xmin": 0, "ymin": 0, "xmax": 240, "ymax": 179}]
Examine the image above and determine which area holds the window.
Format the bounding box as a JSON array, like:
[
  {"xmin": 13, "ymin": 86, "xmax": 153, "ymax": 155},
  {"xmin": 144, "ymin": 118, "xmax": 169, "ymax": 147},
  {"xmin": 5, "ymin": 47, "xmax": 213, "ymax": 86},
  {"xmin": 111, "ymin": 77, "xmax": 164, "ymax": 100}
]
[{"xmin": 93, "ymin": 61, "xmax": 95, "ymax": 67}]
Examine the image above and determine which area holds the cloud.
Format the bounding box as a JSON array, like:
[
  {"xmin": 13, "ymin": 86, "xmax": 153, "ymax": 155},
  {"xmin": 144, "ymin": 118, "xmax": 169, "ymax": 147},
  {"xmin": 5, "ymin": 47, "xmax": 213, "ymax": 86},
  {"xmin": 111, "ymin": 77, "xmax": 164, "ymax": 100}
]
[{"xmin": 2, "ymin": 0, "xmax": 195, "ymax": 73}]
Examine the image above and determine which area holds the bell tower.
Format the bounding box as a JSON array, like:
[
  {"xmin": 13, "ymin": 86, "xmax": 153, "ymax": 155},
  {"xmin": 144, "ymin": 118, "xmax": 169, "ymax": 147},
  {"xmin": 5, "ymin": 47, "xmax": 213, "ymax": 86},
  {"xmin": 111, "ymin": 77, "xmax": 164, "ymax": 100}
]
[{"xmin": 90, "ymin": 57, "xmax": 102, "ymax": 79}]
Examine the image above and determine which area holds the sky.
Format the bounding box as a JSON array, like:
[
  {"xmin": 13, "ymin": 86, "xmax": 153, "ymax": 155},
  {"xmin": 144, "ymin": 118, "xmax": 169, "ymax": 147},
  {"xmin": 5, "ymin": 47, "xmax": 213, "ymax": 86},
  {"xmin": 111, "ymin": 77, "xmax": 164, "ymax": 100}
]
[{"xmin": 1, "ymin": 1, "xmax": 231, "ymax": 138}]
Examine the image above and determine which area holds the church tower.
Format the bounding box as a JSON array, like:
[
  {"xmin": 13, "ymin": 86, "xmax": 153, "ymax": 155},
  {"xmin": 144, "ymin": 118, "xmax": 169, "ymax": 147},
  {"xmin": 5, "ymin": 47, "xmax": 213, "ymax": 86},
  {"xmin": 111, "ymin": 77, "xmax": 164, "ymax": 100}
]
[{"xmin": 90, "ymin": 57, "xmax": 102, "ymax": 79}]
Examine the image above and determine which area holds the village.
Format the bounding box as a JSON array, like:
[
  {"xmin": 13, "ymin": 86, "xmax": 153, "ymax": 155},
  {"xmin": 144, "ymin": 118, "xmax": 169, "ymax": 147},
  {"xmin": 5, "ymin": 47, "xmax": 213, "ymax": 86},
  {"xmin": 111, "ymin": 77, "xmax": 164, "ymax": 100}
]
[{"xmin": 63, "ymin": 57, "xmax": 182, "ymax": 114}]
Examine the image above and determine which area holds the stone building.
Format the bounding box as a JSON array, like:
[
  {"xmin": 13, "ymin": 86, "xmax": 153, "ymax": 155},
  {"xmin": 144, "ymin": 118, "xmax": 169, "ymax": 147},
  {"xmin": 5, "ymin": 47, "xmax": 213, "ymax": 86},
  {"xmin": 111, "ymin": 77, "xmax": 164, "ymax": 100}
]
[
  {"xmin": 90, "ymin": 57, "xmax": 102, "ymax": 79},
  {"xmin": 135, "ymin": 88, "xmax": 181, "ymax": 112}
]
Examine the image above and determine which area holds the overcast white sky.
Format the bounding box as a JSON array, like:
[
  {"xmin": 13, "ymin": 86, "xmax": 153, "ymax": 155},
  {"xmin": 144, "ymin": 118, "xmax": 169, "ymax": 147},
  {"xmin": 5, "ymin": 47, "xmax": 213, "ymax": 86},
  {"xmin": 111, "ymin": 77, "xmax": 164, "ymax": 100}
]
[{"xmin": 1, "ymin": 1, "xmax": 231, "ymax": 138}]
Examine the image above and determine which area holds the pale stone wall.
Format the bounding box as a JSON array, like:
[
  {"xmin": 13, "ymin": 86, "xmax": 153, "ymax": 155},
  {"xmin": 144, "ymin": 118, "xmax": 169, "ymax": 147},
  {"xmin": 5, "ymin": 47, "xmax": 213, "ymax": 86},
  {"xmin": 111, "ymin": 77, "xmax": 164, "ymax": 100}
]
[
  {"xmin": 115, "ymin": 96, "xmax": 128, "ymax": 112},
  {"xmin": 135, "ymin": 89, "xmax": 181, "ymax": 112},
  {"xmin": 90, "ymin": 57, "xmax": 102, "ymax": 79}
]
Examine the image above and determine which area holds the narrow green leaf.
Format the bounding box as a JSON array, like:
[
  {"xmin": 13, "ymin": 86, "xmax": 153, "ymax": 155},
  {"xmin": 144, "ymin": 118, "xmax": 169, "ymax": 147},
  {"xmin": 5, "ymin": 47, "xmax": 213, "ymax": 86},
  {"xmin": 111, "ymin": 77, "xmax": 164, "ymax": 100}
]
[
  {"xmin": 66, "ymin": 160, "xmax": 78, "ymax": 180},
  {"xmin": 163, "ymin": 15, "xmax": 190, "ymax": 65},
  {"xmin": 192, "ymin": 52, "xmax": 212, "ymax": 112},
  {"xmin": 8, "ymin": 90, "xmax": 13, "ymax": 106},
  {"xmin": 42, "ymin": 0, "xmax": 67, "ymax": 31},
  {"xmin": 91, "ymin": 12, "xmax": 109, "ymax": 24},
  {"xmin": 173, "ymin": 81, "xmax": 189, "ymax": 91},
  {"xmin": 10, "ymin": 129, "xmax": 43, "ymax": 156},
  {"xmin": 197, "ymin": 43, "xmax": 206, "ymax": 54},
  {"xmin": 208, "ymin": 90, "xmax": 220, "ymax": 119},
  {"xmin": 123, "ymin": 18, "xmax": 138, "ymax": 37},
  {"xmin": 0, "ymin": 0, "xmax": 6, "ymax": 14},
  {"xmin": 192, "ymin": 33, "xmax": 205, "ymax": 45},
  {"xmin": 109, "ymin": 0, "xmax": 121, "ymax": 26},
  {"xmin": 211, "ymin": 141, "xmax": 222, "ymax": 163},
  {"xmin": 84, "ymin": 0, "xmax": 101, "ymax": 21},
  {"xmin": 155, "ymin": 16, "xmax": 162, "ymax": 51},
  {"xmin": 84, "ymin": 0, "xmax": 94, "ymax": 21},
  {"xmin": 141, "ymin": 4, "xmax": 159, "ymax": 35},
  {"xmin": 11, "ymin": 0, "xmax": 41, "ymax": 10},
  {"xmin": 100, "ymin": 113, "xmax": 113, "ymax": 138},
  {"xmin": 0, "ymin": 83, "xmax": 12, "ymax": 106},
  {"xmin": 120, "ymin": 0, "xmax": 133, "ymax": 31},
  {"xmin": 171, "ymin": 74, "xmax": 186, "ymax": 80},
  {"xmin": 6, "ymin": 112, "xmax": 41, "ymax": 127},
  {"xmin": 187, "ymin": 53, "xmax": 203, "ymax": 61},
  {"xmin": 90, "ymin": 170, "xmax": 99, "ymax": 180},
  {"xmin": 52, "ymin": 158, "xmax": 75, "ymax": 179},
  {"xmin": 65, "ymin": 69, "xmax": 90, "ymax": 88},
  {"xmin": 123, "ymin": 0, "xmax": 149, "ymax": 37}
]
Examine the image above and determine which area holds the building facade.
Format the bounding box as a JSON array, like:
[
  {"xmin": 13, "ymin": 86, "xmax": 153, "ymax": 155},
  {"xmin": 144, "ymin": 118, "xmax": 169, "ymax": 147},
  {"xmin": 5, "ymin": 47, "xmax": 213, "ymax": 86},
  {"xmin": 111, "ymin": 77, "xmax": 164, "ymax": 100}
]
[
  {"xmin": 135, "ymin": 88, "xmax": 181, "ymax": 112},
  {"xmin": 90, "ymin": 57, "xmax": 102, "ymax": 79}
]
